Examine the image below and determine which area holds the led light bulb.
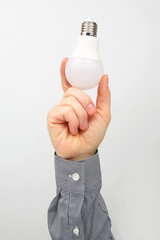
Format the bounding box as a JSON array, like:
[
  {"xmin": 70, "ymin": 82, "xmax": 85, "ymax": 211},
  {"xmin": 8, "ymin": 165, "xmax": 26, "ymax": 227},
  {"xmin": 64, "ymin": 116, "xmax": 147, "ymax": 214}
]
[{"xmin": 65, "ymin": 19, "xmax": 103, "ymax": 90}]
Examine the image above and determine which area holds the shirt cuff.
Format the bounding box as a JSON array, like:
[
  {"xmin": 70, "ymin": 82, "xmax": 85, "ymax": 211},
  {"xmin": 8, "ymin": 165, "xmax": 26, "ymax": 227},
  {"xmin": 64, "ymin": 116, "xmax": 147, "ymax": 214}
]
[{"xmin": 54, "ymin": 149, "xmax": 102, "ymax": 194}]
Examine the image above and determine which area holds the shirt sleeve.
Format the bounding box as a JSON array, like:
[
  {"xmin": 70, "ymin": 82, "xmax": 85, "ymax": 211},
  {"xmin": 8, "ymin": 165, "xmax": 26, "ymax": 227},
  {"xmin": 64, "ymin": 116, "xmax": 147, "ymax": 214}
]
[{"xmin": 47, "ymin": 148, "xmax": 115, "ymax": 240}]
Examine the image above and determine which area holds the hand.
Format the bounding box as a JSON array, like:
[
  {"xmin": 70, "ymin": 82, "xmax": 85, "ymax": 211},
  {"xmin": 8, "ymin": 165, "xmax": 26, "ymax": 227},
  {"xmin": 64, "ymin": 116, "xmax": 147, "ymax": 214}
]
[{"xmin": 47, "ymin": 58, "xmax": 111, "ymax": 161}]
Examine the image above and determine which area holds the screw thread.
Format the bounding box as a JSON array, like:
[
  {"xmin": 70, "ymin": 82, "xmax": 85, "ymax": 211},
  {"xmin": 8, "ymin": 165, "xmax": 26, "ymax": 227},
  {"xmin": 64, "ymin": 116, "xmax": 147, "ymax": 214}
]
[{"xmin": 81, "ymin": 20, "xmax": 98, "ymax": 37}]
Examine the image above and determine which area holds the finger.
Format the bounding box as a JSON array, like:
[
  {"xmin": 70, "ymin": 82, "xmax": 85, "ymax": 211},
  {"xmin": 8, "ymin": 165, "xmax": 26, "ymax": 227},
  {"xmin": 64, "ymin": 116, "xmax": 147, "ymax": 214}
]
[
  {"xmin": 48, "ymin": 106, "xmax": 79, "ymax": 135},
  {"xmin": 60, "ymin": 58, "xmax": 72, "ymax": 92},
  {"xmin": 58, "ymin": 96, "xmax": 89, "ymax": 130},
  {"xmin": 96, "ymin": 74, "xmax": 111, "ymax": 119},
  {"xmin": 63, "ymin": 87, "xmax": 96, "ymax": 116}
]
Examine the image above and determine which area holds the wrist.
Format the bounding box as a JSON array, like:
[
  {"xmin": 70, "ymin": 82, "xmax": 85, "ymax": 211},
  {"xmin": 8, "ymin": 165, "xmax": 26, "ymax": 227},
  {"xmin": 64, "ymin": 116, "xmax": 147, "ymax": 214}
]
[
  {"xmin": 56, "ymin": 150, "xmax": 97, "ymax": 161},
  {"xmin": 68, "ymin": 151, "xmax": 96, "ymax": 161}
]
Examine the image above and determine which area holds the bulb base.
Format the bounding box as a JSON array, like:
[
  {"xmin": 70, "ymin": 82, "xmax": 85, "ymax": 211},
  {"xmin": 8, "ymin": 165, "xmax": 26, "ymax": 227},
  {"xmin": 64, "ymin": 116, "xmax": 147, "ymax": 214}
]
[{"xmin": 81, "ymin": 20, "xmax": 97, "ymax": 37}]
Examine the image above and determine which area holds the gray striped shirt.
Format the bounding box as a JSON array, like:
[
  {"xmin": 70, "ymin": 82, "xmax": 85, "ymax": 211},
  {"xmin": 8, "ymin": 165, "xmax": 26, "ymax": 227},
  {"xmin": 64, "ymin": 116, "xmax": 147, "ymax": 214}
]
[{"xmin": 48, "ymin": 149, "xmax": 115, "ymax": 240}]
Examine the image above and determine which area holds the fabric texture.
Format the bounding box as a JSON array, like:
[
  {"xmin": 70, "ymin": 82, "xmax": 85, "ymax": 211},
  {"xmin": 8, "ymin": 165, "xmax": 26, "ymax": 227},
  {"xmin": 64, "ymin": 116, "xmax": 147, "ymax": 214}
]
[{"xmin": 48, "ymin": 148, "xmax": 115, "ymax": 240}]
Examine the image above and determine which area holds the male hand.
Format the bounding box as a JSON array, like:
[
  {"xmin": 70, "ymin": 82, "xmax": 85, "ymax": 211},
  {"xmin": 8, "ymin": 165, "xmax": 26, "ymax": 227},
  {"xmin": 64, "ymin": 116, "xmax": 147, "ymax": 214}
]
[{"xmin": 47, "ymin": 58, "xmax": 111, "ymax": 161}]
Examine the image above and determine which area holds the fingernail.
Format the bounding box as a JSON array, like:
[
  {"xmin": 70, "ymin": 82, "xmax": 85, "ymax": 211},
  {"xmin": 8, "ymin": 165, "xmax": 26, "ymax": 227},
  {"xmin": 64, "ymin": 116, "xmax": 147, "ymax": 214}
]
[
  {"xmin": 82, "ymin": 120, "xmax": 88, "ymax": 129},
  {"xmin": 87, "ymin": 104, "xmax": 96, "ymax": 113},
  {"xmin": 74, "ymin": 128, "xmax": 78, "ymax": 134}
]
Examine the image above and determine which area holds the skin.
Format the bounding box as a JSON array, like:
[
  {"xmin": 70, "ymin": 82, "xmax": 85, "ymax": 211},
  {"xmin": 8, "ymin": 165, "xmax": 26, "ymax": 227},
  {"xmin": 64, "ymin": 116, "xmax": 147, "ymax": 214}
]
[{"xmin": 47, "ymin": 58, "xmax": 111, "ymax": 161}]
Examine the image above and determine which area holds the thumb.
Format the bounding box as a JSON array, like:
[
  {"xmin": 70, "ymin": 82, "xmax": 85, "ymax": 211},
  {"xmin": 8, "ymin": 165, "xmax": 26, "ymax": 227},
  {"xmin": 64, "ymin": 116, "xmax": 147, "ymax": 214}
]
[{"xmin": 96, "ymin": 74, "xmax": 111, "ymax": 117}]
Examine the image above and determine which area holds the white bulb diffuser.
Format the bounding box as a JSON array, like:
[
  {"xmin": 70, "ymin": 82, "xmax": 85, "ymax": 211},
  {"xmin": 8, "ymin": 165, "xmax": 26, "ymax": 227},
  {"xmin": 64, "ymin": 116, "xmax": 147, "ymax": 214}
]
[{"xmin": 65, "ymin": 19, "xmax": 103, "ymax": 90}]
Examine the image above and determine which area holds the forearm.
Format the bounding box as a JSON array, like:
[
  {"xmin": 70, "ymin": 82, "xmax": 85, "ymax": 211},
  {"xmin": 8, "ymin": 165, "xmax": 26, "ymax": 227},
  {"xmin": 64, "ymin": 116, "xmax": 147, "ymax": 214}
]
[{"xmin": 47, "ymin": 149, "xmax": 115, "ymax": 240}]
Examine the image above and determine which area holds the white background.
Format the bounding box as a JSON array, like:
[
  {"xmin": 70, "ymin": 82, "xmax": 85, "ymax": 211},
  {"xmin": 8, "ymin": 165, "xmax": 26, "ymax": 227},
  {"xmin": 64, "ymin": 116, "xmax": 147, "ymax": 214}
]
[{"xmin": 0, "ymin": 0, "xmax": 160, "ymax": 239}]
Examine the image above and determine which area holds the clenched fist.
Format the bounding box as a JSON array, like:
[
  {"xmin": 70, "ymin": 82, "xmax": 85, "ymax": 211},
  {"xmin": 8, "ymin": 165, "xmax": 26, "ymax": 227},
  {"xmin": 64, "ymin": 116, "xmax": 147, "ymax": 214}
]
[{"xmin": 47, "ymin": 58, "xmax": 111, "ymax": 161}]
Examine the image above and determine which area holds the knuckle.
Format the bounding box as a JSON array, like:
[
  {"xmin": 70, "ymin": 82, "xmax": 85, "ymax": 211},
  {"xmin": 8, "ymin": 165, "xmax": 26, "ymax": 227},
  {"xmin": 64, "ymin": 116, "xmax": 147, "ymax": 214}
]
[
  {"xmin": 64, "ymin": 87, "xmax": 93, "ymax": 107},
  {"xmin": 65, "ymin": 105, "xmax": 73, "ymax": 114},
  {"xmin": 79, "ymin": 93, "xmax": 92, "ymax": 107},
  {"xmin": 63, "ymin": 87, "xmax": 74, "ymax": 99},
  {"xmin": 75, "ymin": 117, "xmax": 79, "ymax": 125},
  {"xmin": 85, "ymin": 97, "xmax": 91, "ymax": 106},
  {"xmin": 67, "ymin": 95, "xmax": 76, "ymax": 103},
  {"xmin": 65, "ymin": 86, "xmax": 75, "ymax": 95},
  {"xmin": 47, "ymin": 107, "xmax": 58, "ymax": 125},
  {"xmin": 47, "ymin": 107, "xmax": 54, "ymax": 120},
  {"xmin": 83, "ymin": 93, "xmax": 94, "ymax": 106}
]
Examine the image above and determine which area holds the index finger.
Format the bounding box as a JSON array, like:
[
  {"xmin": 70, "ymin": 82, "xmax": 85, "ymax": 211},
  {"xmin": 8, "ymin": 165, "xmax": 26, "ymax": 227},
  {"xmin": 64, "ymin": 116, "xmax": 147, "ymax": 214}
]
[{"xmin": 60, "ymin": 58, "xmax": 72, "ymax": 92}]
